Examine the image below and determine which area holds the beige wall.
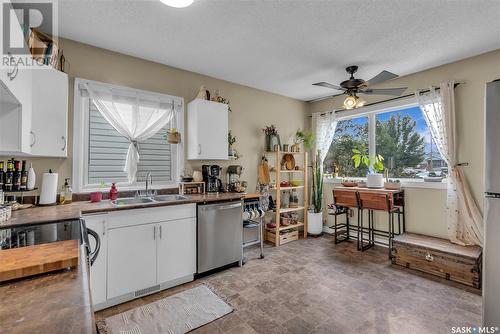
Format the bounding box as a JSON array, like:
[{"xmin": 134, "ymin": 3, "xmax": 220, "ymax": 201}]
[
  {"xmin": 1, "ymin": 38, "xmax": 308, "ymax": 193},
  {"xmin": 309, "ymin": 49, "xmax": 500, "ymax": 239}
]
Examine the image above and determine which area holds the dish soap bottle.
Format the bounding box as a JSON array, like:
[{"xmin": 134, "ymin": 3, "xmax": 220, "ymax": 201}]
[
  {"xmin": 109, "ymin": 182, "xmax": 118, "ymax": 201},
  {"xmin": 60, "ymin": 178, "xmax": 73, "ymax": 204},
  {"xmin": 27, "ymin": 163, "xmax": 36, "ymax": 190}
]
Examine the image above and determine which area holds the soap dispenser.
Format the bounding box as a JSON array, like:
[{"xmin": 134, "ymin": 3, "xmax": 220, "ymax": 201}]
[{"xmin": 60, "ymin": 178, "xmax": 73, "ymax": 204}]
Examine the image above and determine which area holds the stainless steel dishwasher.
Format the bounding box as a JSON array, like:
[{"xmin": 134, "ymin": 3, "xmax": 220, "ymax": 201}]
[{"xmin": 197, "ymin": 201, "xmax": 243, "ymax": 274}]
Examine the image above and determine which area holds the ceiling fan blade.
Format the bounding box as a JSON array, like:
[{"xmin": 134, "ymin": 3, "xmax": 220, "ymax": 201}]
[
  {"xmin": 307, "ymin": 92, "xmax": 345, "ymax": 103},
  {"xmin": 312, "ymin": 82, "xmax": 343, "ymax": 90},
  {"xmin": 365, "ymin": 70, "xmax": 398, "ymax": 86},
  {"xmin": 360, "ymin": 87, "xmax": 408, "ymax": 96}
]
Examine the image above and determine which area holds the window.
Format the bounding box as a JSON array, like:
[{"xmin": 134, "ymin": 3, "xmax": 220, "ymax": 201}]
[
  {"xmin": 73, "ymin": 79, "xmax": 184, "ymax": 192},
  {"xmin": 323, "ymin": 116, "xmax": 368, "ymax": 177},
  {"xmin": 322, "ymin": 99, "xmax": 446, "ymax": 180}
]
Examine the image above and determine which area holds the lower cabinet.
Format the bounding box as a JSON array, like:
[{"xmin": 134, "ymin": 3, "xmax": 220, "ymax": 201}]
[
  {"xmin": 84, "ymin": 213, "xmax": 108, "ymax": 306},
  {"xmin": 157, "ymin": 218, "xmax": 196, "ymax": 283},
  {"xmin": 107, "ymin": 223, "xmax": 158, "ymax": 299},
  {"xmin": 83, "ymin": 204, "xmax": 196, "ymax": 309}
]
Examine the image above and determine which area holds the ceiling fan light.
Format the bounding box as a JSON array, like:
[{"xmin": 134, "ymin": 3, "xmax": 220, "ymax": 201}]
[
  {"xmin": 356, "ymin": 96, "xmax": 366, "ymax": 107},
  {"xmin": 160, "ymin": 0, "xmax": 194, "ymax": 8},
  {"xmin": 343, "ymin": 95, "xmax": 357, "ymax": 109}
]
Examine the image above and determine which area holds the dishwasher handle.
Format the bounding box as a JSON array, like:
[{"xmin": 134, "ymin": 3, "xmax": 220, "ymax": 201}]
[{"xmin": 199, "ymin": 202, "xmax": 242, "ymax": 211}]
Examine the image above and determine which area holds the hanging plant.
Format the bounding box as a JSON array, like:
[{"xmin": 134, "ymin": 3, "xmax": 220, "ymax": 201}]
[{"xmin": 166, "ymin": 128, "xmax": 181, "ymax": 144}]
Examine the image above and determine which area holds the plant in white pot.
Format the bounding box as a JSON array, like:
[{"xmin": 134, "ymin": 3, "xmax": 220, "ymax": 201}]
[
  {"xmin": 351, "ymin": 148, "xmax": 385, "ymax": 188},
  {"xmin": 308, "ymin": 150, "xmax": 324, "ymax": 235}
]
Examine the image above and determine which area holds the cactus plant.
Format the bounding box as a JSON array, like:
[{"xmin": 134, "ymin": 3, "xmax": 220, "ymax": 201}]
[{"xmin": 311, "ymin": 150, "xmax": 323, "ymax": 213}]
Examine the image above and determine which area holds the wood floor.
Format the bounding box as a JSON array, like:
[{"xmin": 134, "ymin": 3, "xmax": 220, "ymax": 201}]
[{"xmin": 96, "ymin": 235, "xmax": 482, "ymax": 333}]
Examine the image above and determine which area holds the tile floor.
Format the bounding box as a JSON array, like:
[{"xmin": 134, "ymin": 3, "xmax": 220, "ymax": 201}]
[{"xmin": 96, "ymin": 235, "xmax": 482, "ymax": 334}]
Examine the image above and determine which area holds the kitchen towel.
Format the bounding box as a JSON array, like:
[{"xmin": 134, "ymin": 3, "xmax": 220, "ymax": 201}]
[{"xmin": 102, "ymin": 285, "xmax": 233, "ymax": 334}]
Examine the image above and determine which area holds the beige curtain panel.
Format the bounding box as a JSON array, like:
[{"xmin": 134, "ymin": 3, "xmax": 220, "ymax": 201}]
[{"xmin": 416, "ymin": 82, "xmax": 483, "ymax": 246}]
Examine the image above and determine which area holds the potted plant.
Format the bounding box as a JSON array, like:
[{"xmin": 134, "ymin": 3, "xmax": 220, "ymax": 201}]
[
  {"xmin": 294, "ymin": 129, "xmax": 314, "ymax": 153},
  {"xmin": 262, "ymin": 125, "xmax": 281, "ymax": 151},
  {"xmin": 228, "ymin": 130, "xmax": 236, "ymax": 157},
  {"xmin": 166, "ymin": 128, "xmax": 181, "ymax": 144},
  {"xmin": 308, "ymin": 150, "xmax": 323, "ymax": 235},
  {"xmin": 351, "ymin": 148, "xmax": 385, "ymax": 188},
  {"xmin": 90, "ymin": 181, "xmax": 106, "ymax": 202}
]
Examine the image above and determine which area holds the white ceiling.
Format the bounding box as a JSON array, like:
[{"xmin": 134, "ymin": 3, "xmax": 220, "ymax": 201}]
[{"xmin": 58, "ymin": 0, "xmax": 500, "ymax": 101}]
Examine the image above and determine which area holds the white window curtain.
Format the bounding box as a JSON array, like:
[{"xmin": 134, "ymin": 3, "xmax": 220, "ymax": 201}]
[
  {"xmin": 416, "ymin": 82, "xmax": 483, "ymax": 246},
  {"xmin": 314, "ymin": 111, "xmax": 338, "ymax": 167},
  {"xmin": 85, "ymin": 83, "xmax": 176, "ymax": 183}
]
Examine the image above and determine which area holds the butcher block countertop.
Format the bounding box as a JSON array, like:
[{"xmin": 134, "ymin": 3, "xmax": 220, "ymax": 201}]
[
  {"xmin": 0, "ymin": 244, "xmax": 95, "ymax": 334},
  {"xmin": 1, "ymin": 192, "xmax": 245, "ymax": 228}
]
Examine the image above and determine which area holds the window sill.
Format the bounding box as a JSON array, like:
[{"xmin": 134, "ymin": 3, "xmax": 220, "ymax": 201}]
[
  {"xmin": 76, "ymin": 183, "xmax": 179, "ymax": 194},
  {"xmin": 323, "ymin": 177, "xmax": 447, "ymax": 190}
]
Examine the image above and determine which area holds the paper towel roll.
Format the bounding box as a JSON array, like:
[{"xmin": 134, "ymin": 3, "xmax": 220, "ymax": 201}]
[{"xmin": 39, "ymin": 172, "xmax": 58, "ymax": 205}]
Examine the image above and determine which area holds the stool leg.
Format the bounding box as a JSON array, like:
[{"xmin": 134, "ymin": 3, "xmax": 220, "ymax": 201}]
[
  {"xmin": 370, "ymin": 210, "xmax": 375, "ymax": 247},
  {"xmin": 357, "ymin": 208, "xmax": 362, "ymax": 251},
  {"xmin": 346, "ymin": 210, "xmax": 350, "ymax": 241},
  {"xmin": 388, "ymin": 212, "xmax": 394, "ymax": 259},
  {"xmin": 334, "ymin": 212, "xmax": 338, "ymax": 244}
]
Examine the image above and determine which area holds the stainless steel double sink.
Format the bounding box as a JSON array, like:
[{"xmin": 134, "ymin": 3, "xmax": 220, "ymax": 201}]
[{"xmin": 111, "ymin": 195, "xmax": 190, "ymax": 206}]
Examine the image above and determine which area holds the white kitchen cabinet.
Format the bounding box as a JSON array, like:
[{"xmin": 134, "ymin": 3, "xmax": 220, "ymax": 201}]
[
  {"xmin": 187, "ymin": 99, "xmax": 228, "ymax": 160},
  {"xmin": 83, "ymin": 213, "xmax": 108, "ymax": 306},
  {"xmin": 0, "ymin": 69, "xmax": 33, "ymax": 155},
  {"xmin": 0, "ymin": 66, "xmax": 68, "ymax": 156},
  {"xmin": 157, "ymin": 218, "xmax": 196, "ymax": 283},
  {"xmin": 107, "ymin": 223, "xmax": 158, "ymax": 299},
  {"xmin": 30, "ymin": 68, "xmax": 68, "ymax": 157}
]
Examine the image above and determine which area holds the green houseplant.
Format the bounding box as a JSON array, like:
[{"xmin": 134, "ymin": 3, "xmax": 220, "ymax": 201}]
[
  {"xmin": 351, "ymin": 147, "xmax": 385, "ymax": 188},
  {"xmin": 308, "ymin": 149, "xmax": 323, "ymax": 235},
  {"xmin": 294, "ymin": 129, "xmax": 314, "ymax": 152}
]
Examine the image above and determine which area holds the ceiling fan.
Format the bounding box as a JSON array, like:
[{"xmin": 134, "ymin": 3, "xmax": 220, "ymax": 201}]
[{"xmin": 312, "ymin": 66, "xmax": 408, "ymax": 109}]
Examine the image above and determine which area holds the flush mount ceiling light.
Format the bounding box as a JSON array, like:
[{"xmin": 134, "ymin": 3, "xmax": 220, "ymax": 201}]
[{"xmin": 160, "ymin": 0, "xmax": 194, "ymax": 8}]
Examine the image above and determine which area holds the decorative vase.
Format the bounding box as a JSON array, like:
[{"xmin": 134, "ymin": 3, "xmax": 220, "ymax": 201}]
[
  {"xmin": 367, "ymin": 173, "xmax": 384, "ymax": 188},
  {"xmin": 265, "ymin": 134, "xmax": 281, "ymax": 151},
  {"xmin": 307, "ymin": 211, "xmax": 323, "ymax": 235}
]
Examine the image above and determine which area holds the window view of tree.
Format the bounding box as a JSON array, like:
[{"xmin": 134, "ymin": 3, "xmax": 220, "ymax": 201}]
[
  {"xmin": 323, "ymin": 117, "xmax": 368, "ymax": 177},
  {"xmin": 323, "ymin": 106, "xmax": 447, "ymax": 179}
]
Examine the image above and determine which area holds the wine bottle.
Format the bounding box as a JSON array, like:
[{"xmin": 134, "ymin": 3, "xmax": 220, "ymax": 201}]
[
  {"xmin": 4, "ymin": 160, "xmax": 13, "ymax": 191},
  {"xmin": 0, "ymin": 161, "xmax": 4, "ymax": 190},
  {"xmin": 20, "ymin": 160, "xmax": 27, "ymax": 190},
  {"xmin": 13, "ymin": 160, "xmax": 21, "ymax": 191}
]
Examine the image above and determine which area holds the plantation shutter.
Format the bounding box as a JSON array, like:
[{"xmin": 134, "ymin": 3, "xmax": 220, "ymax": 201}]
[{"xmin": 88, "ymin": 101, "xmax": 173, "ymax": 185}]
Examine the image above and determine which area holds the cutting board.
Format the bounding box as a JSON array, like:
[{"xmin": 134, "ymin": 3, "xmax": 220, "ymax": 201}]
[
  {"xmin": 258, "ymin": 157, "xmax": 270, "ymax": 185},
  {"xmin": 0, "ymin": 240, "xmax": 79, "ymax": 283}
]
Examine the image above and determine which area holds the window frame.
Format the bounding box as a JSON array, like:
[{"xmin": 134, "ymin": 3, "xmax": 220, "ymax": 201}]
[
  {"xmin": 317, "ymin": 96, "xmax": 447, "ymax": 188},
  {"xmin": 72, "ymin": 78, "xmax": 184, "ymax": 193}
]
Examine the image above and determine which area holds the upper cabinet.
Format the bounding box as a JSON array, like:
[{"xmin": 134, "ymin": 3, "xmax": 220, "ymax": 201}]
[
  {"xmin": 0, "ymin": 67, "xmax": 68, "ymax": 157},
  {"xmin": 187, "ymin": 99, "xmax": 228, "ymax": 160}
]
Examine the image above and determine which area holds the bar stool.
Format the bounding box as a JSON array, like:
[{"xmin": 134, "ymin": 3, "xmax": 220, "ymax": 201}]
[
  {"xmin": 332, "ymin": 189, "xmax": 360, "ymax": 246},
  {"xmin": 358, "ymin": 192, "xmax": 400, "ymax": 259}
]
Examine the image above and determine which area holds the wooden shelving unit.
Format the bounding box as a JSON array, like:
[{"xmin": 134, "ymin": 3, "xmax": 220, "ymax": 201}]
[{"xmin": 264, "ymin": 150, "xmax": 308, "ymax": 246}]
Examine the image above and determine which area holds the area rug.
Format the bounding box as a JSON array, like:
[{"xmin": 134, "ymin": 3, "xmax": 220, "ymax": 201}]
[{"xmin": 102, "ymin": 285, "xmax": 233, "ymax": 334}]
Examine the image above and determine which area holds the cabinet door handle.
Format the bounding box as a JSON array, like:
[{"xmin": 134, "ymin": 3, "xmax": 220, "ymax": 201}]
[
  {"xmin": 103, "ymin": 221, "xmax": 106, "ymax": 235},
  {"xmin": 198, "ymin": 144, "xmax": 201, "ymax": 155},
  {"xmin": 159, "ymin": 225, "xmax": 162, "ymax": 239},
  {"xmin": 61, "ymin": 136, "xmax": 66, "ymax": 151},
  {"xmin": 153, "ymin": 225, "xmax": 156, "ymax": 240},
  {"xmin": 30, "ymin": 131, "xmax": 36, "ymax": 147}
]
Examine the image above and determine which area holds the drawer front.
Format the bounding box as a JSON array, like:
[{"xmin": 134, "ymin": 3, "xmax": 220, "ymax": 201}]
[
  {"xmin": 392, "ymin": 242, "xmax": 480, "ymax": 288},
  {"xmin": 107, "ymin": 204, "xmax": 196, "ymax": 229}
]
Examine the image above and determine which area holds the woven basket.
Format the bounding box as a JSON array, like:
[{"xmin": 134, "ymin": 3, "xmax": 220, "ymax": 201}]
[{"xmin": 167, "ymin": 132, "xmax": 181, "ymax": 144}]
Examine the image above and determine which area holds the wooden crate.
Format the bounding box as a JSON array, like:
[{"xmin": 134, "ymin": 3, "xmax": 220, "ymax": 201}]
[
  {"xmin": 266, "ymin": 229, "xmax": 298, "ymax": 246},
  {"xmin": 392, "ymin": 233, "xmax": 482, "ymax": 288}
]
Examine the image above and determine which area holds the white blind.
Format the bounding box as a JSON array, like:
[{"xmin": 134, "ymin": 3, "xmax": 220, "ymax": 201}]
[{"xmin": 88, "ymin": 102, "xmax": 173, "ymax": 185}]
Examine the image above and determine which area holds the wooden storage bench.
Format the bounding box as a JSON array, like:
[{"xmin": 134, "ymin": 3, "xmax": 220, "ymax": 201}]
[{"xmin": 391, "ymin": 233, "xmax": 482, "ymax": 288}]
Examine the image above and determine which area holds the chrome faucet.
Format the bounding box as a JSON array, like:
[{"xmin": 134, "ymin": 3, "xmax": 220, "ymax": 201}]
[{"xmin": 136, "ymin": 172, "xmax": 156, "ymax": 197}]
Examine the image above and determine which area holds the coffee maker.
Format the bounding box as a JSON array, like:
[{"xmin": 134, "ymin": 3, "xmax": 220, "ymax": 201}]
[{"xmin": 202, "ymin": 165, "xmax": 224, "ymax": 193}]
